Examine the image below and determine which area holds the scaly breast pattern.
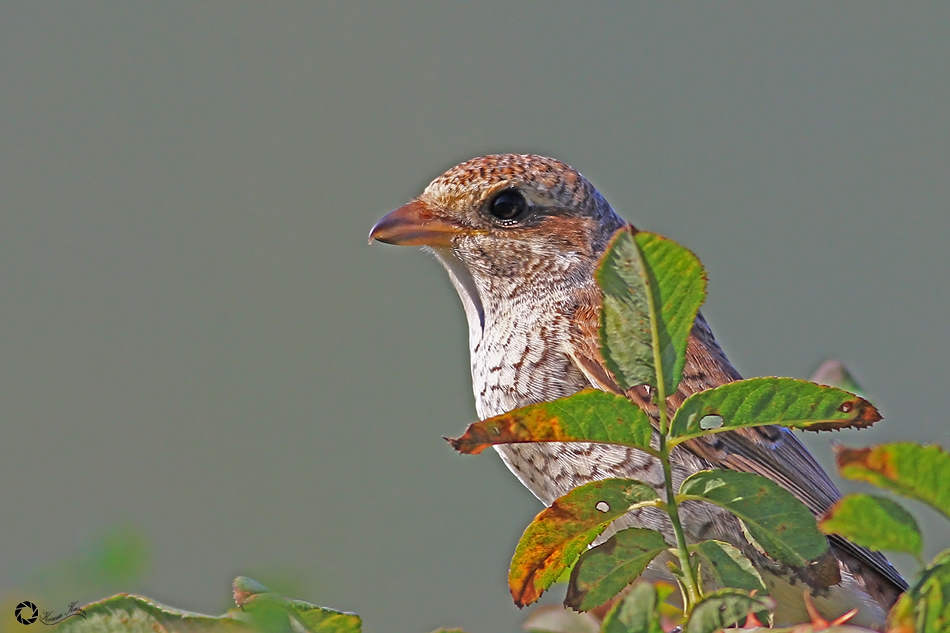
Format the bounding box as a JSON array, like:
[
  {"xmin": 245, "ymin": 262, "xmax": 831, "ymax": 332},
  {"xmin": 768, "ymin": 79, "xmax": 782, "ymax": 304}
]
[{"xmin": 468, "ymin": 282, "xmax": 731, "ymax": 545}]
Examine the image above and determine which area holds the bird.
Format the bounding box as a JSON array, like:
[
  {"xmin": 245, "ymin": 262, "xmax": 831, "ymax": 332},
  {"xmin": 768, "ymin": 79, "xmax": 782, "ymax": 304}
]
[{"xmin": 369, "ymin": 153, "xmax": 905, "ymax": 628}]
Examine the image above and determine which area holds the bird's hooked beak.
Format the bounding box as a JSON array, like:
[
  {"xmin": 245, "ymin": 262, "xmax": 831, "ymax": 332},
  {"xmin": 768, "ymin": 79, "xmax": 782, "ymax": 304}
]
[{"xmin": 368, "ymin": 200, "xmax": 470, "ymax": 247}]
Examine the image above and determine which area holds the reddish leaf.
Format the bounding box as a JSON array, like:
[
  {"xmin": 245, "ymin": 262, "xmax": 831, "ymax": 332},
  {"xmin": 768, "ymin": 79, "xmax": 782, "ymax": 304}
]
[{"xmin": 509, "ymin": 479, "xmax": 660, "ymax": 607}]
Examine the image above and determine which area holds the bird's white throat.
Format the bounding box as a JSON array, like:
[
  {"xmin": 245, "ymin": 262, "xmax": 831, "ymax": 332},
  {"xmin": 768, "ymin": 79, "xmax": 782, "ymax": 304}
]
[{"xmin": 429, "ymin": 246, "xmax": 486, "ymax": 343}]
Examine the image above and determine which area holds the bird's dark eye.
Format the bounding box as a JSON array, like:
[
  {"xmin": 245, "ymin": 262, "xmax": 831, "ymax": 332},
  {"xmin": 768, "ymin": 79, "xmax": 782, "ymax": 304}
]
[{"xmin": 488, "ymin": 188, "xmax": 527, "ymax": 222}]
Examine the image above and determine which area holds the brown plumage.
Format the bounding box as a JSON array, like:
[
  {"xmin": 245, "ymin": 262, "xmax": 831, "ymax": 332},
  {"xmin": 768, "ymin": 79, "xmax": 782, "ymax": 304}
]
[{"xmin": 370, "ymin": 154, "xmax": 905, "ymax": 627}]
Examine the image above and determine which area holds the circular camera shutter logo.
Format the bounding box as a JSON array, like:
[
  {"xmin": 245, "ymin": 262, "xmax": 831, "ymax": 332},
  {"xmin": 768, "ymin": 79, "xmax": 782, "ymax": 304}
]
[{"xmin": 15, "ymin": 601, "xmax": 38, "ymax": 625}]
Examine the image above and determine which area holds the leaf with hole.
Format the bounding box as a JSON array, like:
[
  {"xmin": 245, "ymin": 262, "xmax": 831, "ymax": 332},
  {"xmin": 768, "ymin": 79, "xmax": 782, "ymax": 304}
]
[
  {"xmin": 564, "ymin": 527, "xmax": 668, "ymax": 612},
  {"xmin": 668, "ymin": 378, "xmax": 880, "ymax": 443},
  {"xmin": 508, "ymin": 479, "xmax": 660, "ymax": 607},
  {"xmin": 596, "ymin": 229, "xmax": 706, "ymax": 395}
]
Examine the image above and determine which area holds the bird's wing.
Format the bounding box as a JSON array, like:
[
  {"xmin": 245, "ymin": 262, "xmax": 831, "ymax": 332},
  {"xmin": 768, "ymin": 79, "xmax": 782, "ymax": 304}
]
[{"xmin": 567, "ymin": 288, "xmax": 907, "ymax": 593}]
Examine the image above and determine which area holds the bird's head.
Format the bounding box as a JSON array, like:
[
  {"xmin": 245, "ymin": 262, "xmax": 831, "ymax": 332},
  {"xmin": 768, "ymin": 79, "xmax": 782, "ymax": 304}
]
[
  {"xmin": 371, "ymin": 153, "xmax": 623, "ymax": 277},
  {"xmin": 370, "ymin": 154, "xmax": 625, "ymax": 331}
]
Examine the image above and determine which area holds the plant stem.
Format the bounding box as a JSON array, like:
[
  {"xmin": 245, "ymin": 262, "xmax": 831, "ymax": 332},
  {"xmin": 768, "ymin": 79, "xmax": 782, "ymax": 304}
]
[
  {"xmin": 641, "ymin": 242, "xmax": 701, "ymax": 611},
  {"xmin": 652, "ymin": 372, "xmax": 700, "ymax": 610},
  {"xmin": 651, "ymin": 389, "xmax": 702, "ymax": 610},
  {"xmin": 660, "ymin": 435, "xmax": 701, "ymax": 611}
]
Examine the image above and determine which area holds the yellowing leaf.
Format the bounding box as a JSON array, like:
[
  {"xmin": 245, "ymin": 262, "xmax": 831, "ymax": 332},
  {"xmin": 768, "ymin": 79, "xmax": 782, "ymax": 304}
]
[
  {"xmin": 836, "ymin": 443, "xmax": 950, "ymax": 521},
  {"xmin": 448, "ymin": 390, "xmax": 655, "ymax": 456},
  {"xmin": 509, "ymin": 479, "xmax": 659, "ymax": 607}
]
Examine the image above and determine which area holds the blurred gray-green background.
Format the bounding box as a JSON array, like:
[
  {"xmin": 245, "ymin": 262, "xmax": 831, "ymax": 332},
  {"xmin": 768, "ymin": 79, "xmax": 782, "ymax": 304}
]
[{"xmin": 2, "ymin": 4, "xmax": 948, "ymax": 632}]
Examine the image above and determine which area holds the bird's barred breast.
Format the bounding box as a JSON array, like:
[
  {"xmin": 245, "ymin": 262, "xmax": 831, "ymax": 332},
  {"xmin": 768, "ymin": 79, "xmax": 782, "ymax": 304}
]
[
  {"xmin": 470, "ymin": 324, "xmax": 890, "ymax": 627},
  {"xmin": 470, "ymin": 307, "xmax": 737, "ymax": 548}
]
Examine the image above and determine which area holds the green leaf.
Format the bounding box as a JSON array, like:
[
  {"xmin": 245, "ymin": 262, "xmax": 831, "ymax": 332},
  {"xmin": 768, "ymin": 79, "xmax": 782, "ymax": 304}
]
[
  {"xmin": 448, "ymin": 390, "xmax": 655, "ymax": 456},
  {"xmin": 232, "ymin": 576, "xmax": 362, "ymax": 633},
  {"xmin": 819, "ymin": 493, "xmax": 922, "ymax": 558},
  {"xmin": 690, "ymin": 540, "xmax": 767, "ymax": 595},
  {"xmin": 595, "ymin": 229, "xmax": 706, "ymax": 395},
  {"xmin": 57, "ymin": 578, "xmax": 362, "ymax": 633},
  {"xmin": 835, "ymin": 443, "xmax": 950, "ymax": 521},
  {"xmin": 684, "ymin": 589, "xmax": 774, "ymax": 633},
  {"xmin": 564, "ymin": 528, "xmax": 668, "ymax": 612},
  {"xmin": 509, "ymin": 479, "xmax": 660, "ymax": 607},
  {"xmin": 601, "ymin": 582, "xmax": 664, "ymax": 633},
  {"xmin": 668, "ymin": 378, "xmax": 880, "ymax": 444},
  {"xmin": 242, "ymin": 595, "xmax": 362, "ymax": 633},
  {"xmin": 887, "ymin": 548, "xmax": 950, "ymax": 633},
  {"xmin": 57, "ymin": 593, "xmax": 247, "ymax": 633},
  {"xmin": 678, "ymin": 470, "xmax": 828, "ymax": 568}
]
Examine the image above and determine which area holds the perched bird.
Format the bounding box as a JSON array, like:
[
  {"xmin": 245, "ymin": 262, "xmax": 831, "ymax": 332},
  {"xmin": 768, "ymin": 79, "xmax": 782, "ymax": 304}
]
[{"xmin": 370, "ymin": 154, "xmax": 905, "ymax": 627}]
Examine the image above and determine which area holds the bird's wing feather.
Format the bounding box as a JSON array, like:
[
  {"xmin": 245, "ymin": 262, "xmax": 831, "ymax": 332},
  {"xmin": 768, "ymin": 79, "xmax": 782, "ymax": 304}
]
[{"xmin": 567, "ymin": 288, "xmax": 906, "ymax": 593}]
